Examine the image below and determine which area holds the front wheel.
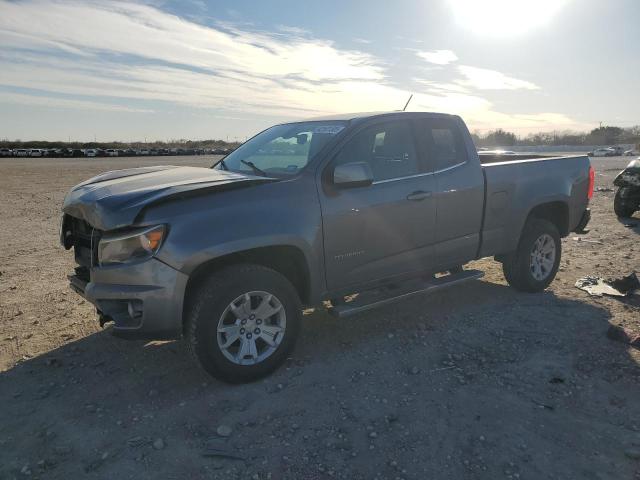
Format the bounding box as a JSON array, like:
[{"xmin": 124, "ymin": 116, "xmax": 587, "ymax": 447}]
[
  {"xmin": 186, "ymin": 264, "xmax": 302, "ymax": 383},
  {"xmin": 502, "ymin": 218, "xmax": 561, "ymax": 292},
  {"xmin": 614, "ymin": 188, "xmax": 636, "ymax": 218}
]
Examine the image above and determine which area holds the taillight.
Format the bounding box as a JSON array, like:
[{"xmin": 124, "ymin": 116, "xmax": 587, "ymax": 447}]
[{"xmin": 587, "ymin": 165, "xmax": 595, "ymax": 200}]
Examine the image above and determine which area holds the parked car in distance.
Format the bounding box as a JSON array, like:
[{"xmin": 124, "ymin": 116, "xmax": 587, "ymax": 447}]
[
  {"xmin": 14, "ymin": 149, "xmax": 29, "ymax": 157},
  {"xmin": 47, "ymin": 149, "xmax": 62, "ymax": 157},
  {"xmin": 29, "ymin": 149, "xmax": 43, "ymax": 157},
  {"xmin": 611, "ymin": 146, "xmax": 625, "ymax": 156},
  {"xmin": 138, "ymin": 149, "xmax": 150, "ymax": 156},
  {"xmin": 0, "ymin": 148, "xmax": 12, "ymax": 157},
  {"xmin": 588, "ymin": 147, "xmax": 616, "ymax": 157},
  {"xmin": 84, "ymin": 149, "xmax": 98, "ymax": 157},
  {"xmin": 61, "ymin": 111, "xmax": 593, "ymax": 383},
  {"xmin": 105, "ymin": 149, "xmax": 119, "ymax": 157},
  {"xmin": 624, "ymin": 150, "xmax": 639, "ymax": 156}
]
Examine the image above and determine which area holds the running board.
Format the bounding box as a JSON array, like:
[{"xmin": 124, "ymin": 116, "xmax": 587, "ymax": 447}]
[{"xmin": 328, "ymin": 269, "xmax": 484, "ymax": 318}]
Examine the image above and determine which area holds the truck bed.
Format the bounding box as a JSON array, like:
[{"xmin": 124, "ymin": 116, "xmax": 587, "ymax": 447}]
[{"xmin": 478, "ymin": 154, "xmax": 591, "ymax": 258}]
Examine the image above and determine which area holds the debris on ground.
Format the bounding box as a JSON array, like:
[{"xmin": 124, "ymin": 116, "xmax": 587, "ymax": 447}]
[
  {"xmin": 606, "ymin": 325, "xmax": 640, "ymax": 348},
  {"xmin": 127, "ymin": 436, "xmax": 152, "ymax": 448},
  {"xmin": 595, "ymin": 186, "xmax": 614, "ymax": 192},
  {"xmin": 575, "ymin": 272, "xmax": 640, "ymax": 297},
  {"xmin": 572, "ymin": 237, "xmax": 604, "ymax": 245},
  {"xmin": 216, "ymin": 425, "xmax": 233, "ymax": 437},
  {"xmin": 202, "ymin": 439, "xmax": 246, "ymax": 461},
  {"xmin": 152, "ymin": 438, "xmax": 165, "ymax": 450}
]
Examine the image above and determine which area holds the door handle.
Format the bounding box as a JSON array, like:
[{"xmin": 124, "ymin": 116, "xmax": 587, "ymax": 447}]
[{"xmin": 406, "ymin": 191, "xmax": 432, "ymax": 201}]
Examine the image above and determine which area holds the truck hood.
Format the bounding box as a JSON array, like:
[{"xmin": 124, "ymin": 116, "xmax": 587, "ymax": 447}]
[{"xmin": 63, "ymin": 165, "xmax": 272, "ymax": 231}]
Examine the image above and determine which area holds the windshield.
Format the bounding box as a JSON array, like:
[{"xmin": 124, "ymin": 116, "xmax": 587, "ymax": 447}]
[{"xmin": 214, "ymin": 121, "xmax": 347, "ymax": 176}]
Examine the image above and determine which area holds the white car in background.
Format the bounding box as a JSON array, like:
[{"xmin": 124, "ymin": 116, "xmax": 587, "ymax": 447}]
[
  {"xmin": 588, "ymin": 147, "xmax": 616, "ymax": 157},
  {"xmin": 84, "ymin": 149, "xmax": 98, "ymax": 157},
  {"xmin": 624, "ymin": 149, "xmax": 639, "ymax": 156},
  {"xmin": 14, "ymin": 149, "xmax": 29, "ymax": 157},
  {"xmin": 105, "ymin": 149, "xmax": 119, "ymax": 157},
  {"xmin": 29, "ymin": 149, "xmax": 43, "ymax": 157},
  {"xmin": 610, "ymin": 146, "xmax": 625, "ymax": 156},
  {"xmin": 0, "ymin": 148, "xmax": 12, "ymax": 157}
]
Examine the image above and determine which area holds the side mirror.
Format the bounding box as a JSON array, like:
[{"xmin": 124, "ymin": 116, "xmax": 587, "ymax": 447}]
[
  {"xmin": 296, "ymin": 133, "xmax": 308, "ymax": 145},
  {"xmin": 333, "ymin": 162, "xmax": 374, "ymax": 188}
]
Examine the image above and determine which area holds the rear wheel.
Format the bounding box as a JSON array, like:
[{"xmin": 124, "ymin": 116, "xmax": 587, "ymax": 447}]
[
  {"xmin": 186, "ymin": 264, "xmax": 302, "ymax": 383},
  {"xmin": 502, "ymin": 218, "xmax": 561, "ymax": 292},
  {"xmin": 614, "ymin": 188, "xmax": 636, "ymax": 218}
]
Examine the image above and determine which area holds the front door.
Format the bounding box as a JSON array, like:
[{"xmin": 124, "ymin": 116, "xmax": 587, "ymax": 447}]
[{"xmin": 319, "ymin": 120, "xmax": 437, "ymax": 291}]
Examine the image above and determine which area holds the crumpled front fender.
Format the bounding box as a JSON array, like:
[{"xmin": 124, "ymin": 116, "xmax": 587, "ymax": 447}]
[{"xmin": 613, "ymin": 160, "xmax": 640, "ymax": 188}]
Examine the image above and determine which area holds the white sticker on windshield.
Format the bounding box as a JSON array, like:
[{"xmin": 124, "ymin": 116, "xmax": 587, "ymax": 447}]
[{"xmin": 313, "ymin": 125, "xmax": 345, "ymax": 134}]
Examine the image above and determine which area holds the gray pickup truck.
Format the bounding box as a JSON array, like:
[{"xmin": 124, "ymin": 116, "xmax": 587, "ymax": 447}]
[{"xmin": 61, "ymin": 112, "xmax": 593, "ymax": 382}]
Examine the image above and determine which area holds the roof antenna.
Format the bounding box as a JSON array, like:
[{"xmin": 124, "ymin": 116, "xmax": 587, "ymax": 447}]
[{"xmin": 402, "ymin": 94, "xmax": 413, "ymax": 111}]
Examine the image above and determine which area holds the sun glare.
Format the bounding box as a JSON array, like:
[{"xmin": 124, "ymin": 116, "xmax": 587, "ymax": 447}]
[{"xmin": 449, "ymin": 0, "xmax": 569, "ymax": 36}]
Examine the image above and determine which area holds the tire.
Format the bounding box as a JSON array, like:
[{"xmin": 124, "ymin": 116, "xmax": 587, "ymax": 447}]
[
  {"xmin": 614, "ymin": 188, "xmax": 636, "ymax": 218},
  {"xmin": 502, "ymin": 218, "xmax": 561, "ymax": 293},
  {"xmin": 186, "ymin": 264, "xmax": 302, "ymax": 383}
]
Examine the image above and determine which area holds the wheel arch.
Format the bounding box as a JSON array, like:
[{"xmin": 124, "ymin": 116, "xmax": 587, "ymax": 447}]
[
  {"xmin": 525, "ymin": 201, "xmax": 570, "ymax": 237},
  {"xmin": 182, "ymin": 245, "xmax": 311, "ymax": 332}
]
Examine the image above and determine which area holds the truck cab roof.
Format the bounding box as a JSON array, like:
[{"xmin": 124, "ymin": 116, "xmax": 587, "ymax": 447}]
[{"xmin": 299, "ymin": 111, "xmax": 459, "ymax": 124}]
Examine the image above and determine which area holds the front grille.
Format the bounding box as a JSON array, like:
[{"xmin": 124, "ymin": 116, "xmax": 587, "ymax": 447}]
[
  {"xmin": 68, "ymin": 217, "xmax": 102, "ymax": 267},
  {"xmin": 75, "ymin": 266, "xmax": 90, "ymax": 282}
]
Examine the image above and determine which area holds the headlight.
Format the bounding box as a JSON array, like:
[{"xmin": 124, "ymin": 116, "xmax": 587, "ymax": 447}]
[{"xmin": 98, "ymin": 225, "xmax": 166, "ymax": 266}]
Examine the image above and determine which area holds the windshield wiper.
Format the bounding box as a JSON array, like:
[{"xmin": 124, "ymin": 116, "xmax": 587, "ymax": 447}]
[
  {"xmin": 240, "ymin": 160, "xmax": 268, "ymax": 177},
  {"xmin": 213, "ymin": 158, "xmax": 228, "ymax": 170}
]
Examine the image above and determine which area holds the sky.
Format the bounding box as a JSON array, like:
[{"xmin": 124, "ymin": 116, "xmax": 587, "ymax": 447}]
[{"xmin": 0, "ymin": 0, "xmax": 638, "ymax": 142}]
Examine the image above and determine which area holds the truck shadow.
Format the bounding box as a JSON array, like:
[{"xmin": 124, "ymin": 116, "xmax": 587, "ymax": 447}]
[{"xmin": 1, "ymin": 279, "xmax": 638, "ymax": 477}]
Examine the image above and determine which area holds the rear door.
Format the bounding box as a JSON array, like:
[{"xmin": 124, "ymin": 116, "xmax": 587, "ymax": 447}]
[
  {"xmin": 416, "ymin": 118, "xmax": 484, "ymax": 268},
  {"xmin": 319, "ymin": 119, "xmax": 437, "ymax": 290}
]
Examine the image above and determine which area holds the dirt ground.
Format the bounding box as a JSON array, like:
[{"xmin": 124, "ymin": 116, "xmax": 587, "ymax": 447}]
[{"xmin": 0, "ymin": 155, "xmax": 639, "ymax": 480}]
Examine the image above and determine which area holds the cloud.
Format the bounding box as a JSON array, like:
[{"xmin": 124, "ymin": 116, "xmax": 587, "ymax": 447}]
[
  {"xmin": 0, "ymin": 0, "xmax": 384, "ymax": 82},
  {"xmin": 0, "ymin": 0, "xmax": 583, "ymax": 135},
  {"xmin": 457, "ymin": 65, "xmax": 539, "ymax": 90},
  {"xmin": 0, "ymin": 0, "xmax": 392, "ymax": 117},
  {"xmin": 414, "ymin": 79, "xmax": 471, "ymax": 94},
  {"xmin": 465, "ymin": 111, "xmax": 590, "ymax": 133},
  {"xmin": 416, "ymin": 49, "xmax": 458, "ymax": 65},
  {"xmin": 0, "ymin": 91, "xmax": 153, "ymax": 113}
]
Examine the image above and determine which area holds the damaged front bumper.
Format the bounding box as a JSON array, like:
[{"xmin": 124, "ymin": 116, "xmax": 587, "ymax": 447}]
[{"xmin": 68, "ymin": 258, "xmax": 188, "ymax": 340}]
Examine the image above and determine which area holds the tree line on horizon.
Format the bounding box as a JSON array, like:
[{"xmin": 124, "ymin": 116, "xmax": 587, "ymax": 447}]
[
  {"xmin": 2, "ymin": 125, "xmax": 639, "ymax": 150},
  {"xmin": 472, "ymin": 125, "xmax": 640, "ymax": 147}
]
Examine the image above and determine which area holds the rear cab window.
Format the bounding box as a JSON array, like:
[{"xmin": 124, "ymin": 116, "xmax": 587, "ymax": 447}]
[{"xmin": 418, "ymin": 118, "xmax": 468, "ymax": 172}]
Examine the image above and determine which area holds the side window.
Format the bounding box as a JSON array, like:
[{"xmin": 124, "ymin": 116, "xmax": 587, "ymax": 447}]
[
  {"xmin": 333, "ymin": 121, "xmax": 419, "ymax": 182},
  {"xmin": 427, "ymin": 122, "xmax": 467, "ymax": 171}
]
